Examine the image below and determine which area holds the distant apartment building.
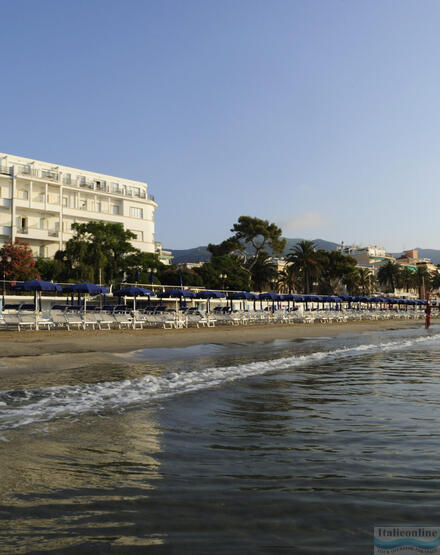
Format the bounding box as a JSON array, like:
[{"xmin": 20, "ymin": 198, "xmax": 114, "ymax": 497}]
[
  {"xmin": 396, "ymin": 249, "xmax": 437, "ymax": 273},
  {"xmin": 338, "ymin": 243, "xmax": 394, "ymax": 273},
  {"xmin": 0, "ymin": 153, "xmax": 157, "ymax": 258},
  {"xmin": 155, "ymin": 242, "xmax": 173, "ymax": 265}
]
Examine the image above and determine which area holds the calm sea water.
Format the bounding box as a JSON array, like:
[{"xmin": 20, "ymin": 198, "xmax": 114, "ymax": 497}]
[{"xmin": 1, "ymin": 326, "xmax": 440, "ymax": 553}]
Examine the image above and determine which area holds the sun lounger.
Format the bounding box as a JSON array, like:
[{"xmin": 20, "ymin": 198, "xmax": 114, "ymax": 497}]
[
  {"xmin": 82, "ymin": 313, "xmax": 99, "ymax": 329},
  {"xmin": 50, "ymin": 311, "xmax": 70, "ymax": 330},
  {"xmin": 3, "ymin": 313, "xmax": 36, "ymax": 331},
  {"xmin": 95, "ymin": 312, "xmax": 114, "ymax": 330},
  {"xmin": 112, "ymin": 313, "xmax": 133, "ymax": 328},
  {"xmin": 64, "ymin": 312, "xmax": 85, "ymax": 330}
]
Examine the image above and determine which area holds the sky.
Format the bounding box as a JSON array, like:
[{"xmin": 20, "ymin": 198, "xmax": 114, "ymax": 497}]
[{"xmin": 1, "ymin": 0, "xmax": 440, "ymax": 252}]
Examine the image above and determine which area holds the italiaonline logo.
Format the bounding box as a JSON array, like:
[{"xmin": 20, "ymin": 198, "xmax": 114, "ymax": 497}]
[{"xmin": 374, "ymin": 527, "xmax": 440, "ymax": 553}]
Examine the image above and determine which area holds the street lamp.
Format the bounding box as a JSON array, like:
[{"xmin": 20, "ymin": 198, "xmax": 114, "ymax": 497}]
[
  {"xmin": 219, "ymin": 273, "xmax": 227, "ymax": 290},
  {"xmin": 2, "ymin": 255, "xmax": 12, "ymax": 307},
  {"xmin": 147, "ymin": 267, "xmax": 158, "ymax": 286}
]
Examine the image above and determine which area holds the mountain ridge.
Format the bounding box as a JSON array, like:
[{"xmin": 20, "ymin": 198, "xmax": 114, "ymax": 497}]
[{"xmin": 168, "ymin": 241, "xmax": 440, "ymax": 265}]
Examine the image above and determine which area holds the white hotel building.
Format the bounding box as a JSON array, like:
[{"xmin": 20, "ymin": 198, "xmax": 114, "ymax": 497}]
[{"xmin": 0, "ymin": 153, "xmax": 157, "ymax": 258}]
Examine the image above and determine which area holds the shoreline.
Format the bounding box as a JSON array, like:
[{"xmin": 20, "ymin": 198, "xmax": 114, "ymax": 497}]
[{"xmin": 0, "ymin": 318, "xmax": 436, "ymax": 377}]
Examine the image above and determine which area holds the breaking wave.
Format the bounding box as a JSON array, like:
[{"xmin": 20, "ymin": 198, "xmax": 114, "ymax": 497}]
[{"xmin": 0, "ymin": 333, "xmax": 438, "ymax": 432}]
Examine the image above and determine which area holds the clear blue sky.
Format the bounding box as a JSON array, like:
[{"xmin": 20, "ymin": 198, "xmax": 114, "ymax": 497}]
[{"xmin": 1, "ymin": 0, "xmax": 440, "ymax": 252}]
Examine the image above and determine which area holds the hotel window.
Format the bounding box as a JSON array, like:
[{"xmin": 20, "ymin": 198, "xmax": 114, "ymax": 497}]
[
  {"xmin": 129, "ymin": 207, "xmax": 143, "ymax": 219},
  {"xmin": 79, "ymin": 176, "xmax": 86, "ymax": 185},
  {"xmin": 97, "ymin": 201, "xmax": 102, "ymax": 213},
  {"xmin": 62, "ymin": 197, "xmax": 68, "ymax": 207},
  {"xmin": 18, "ymin": 216, "xmax": 27, "ymax": 231},
  {"xmin": 40, "ymin": 218, "xmax": 46, "ymax": 230},
  {"xmin": 39, "ymin": 192, "xmax": 45, "ymax": 202},
  {"xmin": 39, "ymin": 245, "xmax": 47, "ymax": 257},
  {"xmin": 65, "ymin": 173, "xmax": 71, "ymax": 185},
  {"xmin": 111, "ymin": 182, "xmax": 119, "ymax": 193},
  {"xmin": 20, "ymin": 189, "xmax": 28, "ymax": 200},
  {"xmin": 133, "ymin": 187, "xmax": 140, "ymax": 197},
  {"xmin": 112, "ymin": 204, "xmax": 120, "ymax": 215}
]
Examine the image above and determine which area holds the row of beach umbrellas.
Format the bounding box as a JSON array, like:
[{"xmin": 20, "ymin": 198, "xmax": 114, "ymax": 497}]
[{"xmin": 6, "ymin": 280, "xmax": 431, "ymax": 312}]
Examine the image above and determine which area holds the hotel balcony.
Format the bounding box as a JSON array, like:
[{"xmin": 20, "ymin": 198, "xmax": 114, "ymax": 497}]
[
  {"xmin": 13, "ymin": 166, "xmax": 156, "ymax": 203},
  {"xmin": 16, "ymin": 226, "xmax": 59, "ymax": 240},
  {"xmin": 0, "ymin": 165, "xmax": 12, "ymax": 176}
]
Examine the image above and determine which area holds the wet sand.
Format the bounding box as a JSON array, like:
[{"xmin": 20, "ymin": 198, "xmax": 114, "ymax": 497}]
[{"xmin": 0, "ymin": 318, "xmax": 435, "ymax": 377}]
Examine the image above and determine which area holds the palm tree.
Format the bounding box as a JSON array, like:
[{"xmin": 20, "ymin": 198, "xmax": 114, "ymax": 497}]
[
  {"xmin": 358, "ymin": 267, "xmax": 373, "ymax": 295},
  {"xmin": 399, "ymin": 266, "xmax": 416, "ymax": 292},
  {"xmin": 343, "ymin": 268, "xmax": 361, "ymax": 296},
  {"xmin": 286, "ymin": 240, "xmax": 321, "ymax": 294},
  {"xmin": 415, "ymin": 266, "xmax": 432, "ymax": 299},
  {"xmin": 278, "ymin": 264, "xmax": 295, "ymax": 294},
  {"xmin": 377, "ymin": 260, "xmax": 400, "ymax": 293},
  {"xmin": 250, "ymin": 253, "xmax": 277, "ymax": 292}
]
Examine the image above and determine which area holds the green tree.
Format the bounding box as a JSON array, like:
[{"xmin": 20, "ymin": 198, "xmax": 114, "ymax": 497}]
[
  {"xmin": 317, "ymin": 250, "xmax": 357, "ymax": 295},
  {"xmin": 159, "ymin": 265, "xmax": 204, "ymax": 287},
  {"xmin": 35, "ymin": 257, "xmax": 64, "ymax": 282},
  {"xmin": 207, "ymin": 216, "xmax": 285, "ymax": 287},
  {"xmin": 431, "ymin": 269, "xmax": 440, "ymax": 294},
  {"xmin": 286, "ymin": 240, "xmax": 321, "ymax": 294},
  {"xmin": 123, "ymin": 252, "xmax": 162, "ymax": 284},
  {"xmin": 250, "ymin": 253, "xmax": 277, "ymax": 292},
  {"xmin": 278, "ymin": 263, "xmax": 296, "ymax": 294},
  {"xmin": 377, "ymin": 260, "xmax": 400, "ymax": 293},
  {"xmin": 195, "ymin": 255, "xmax": 250, "ymax": 291},
  {"xmin": 55, "ymin": 221, "xmax": 137, "ymax": 284},
  {"xmin": 415, "ymin": 265, "xmax": 432, "ymax": 299},
  {"xmin": 0, "ymin": 239, "xmax": 39, "ymax": 281},
  {"xmin": 399, "ymin": 266, "xmax": 416, "ymax": 292},
  {"xmin": 343, "ymin": 268, "xmax": 361, "ymax": 296}
]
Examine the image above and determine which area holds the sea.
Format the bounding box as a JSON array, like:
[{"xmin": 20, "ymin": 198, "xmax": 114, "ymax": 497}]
[{"xmin": 1, "ymin": 325, "xmax": 440, "ymax": 554}]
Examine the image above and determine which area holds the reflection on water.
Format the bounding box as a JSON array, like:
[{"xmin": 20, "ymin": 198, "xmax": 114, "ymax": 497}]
[{"xmin": 1, "ymin": 327, "xmax": 440, "ymax": 552}]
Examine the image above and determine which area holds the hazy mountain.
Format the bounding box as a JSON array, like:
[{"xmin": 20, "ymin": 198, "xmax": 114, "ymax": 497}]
[{"xmin": 168, "ymin": 238, "xmax": 340, "ymax": 263}]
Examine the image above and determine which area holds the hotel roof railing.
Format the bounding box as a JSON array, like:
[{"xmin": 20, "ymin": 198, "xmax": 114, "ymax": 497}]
[{"xmin": 13, "ymin": 165, "xmax": 155, "ymax": 202}]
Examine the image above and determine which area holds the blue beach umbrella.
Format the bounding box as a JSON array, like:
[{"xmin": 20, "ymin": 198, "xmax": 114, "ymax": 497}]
[
  {"xmin": 227, "ymin": 291, "xmax": 258, "ymax": 311},
  {"xmin": 195, "ymin": 290, "xmax": 226, "ymax": 313},
  {"xmin": 12, "ymin": 279, "xmax": 62, "ymax": 311},
  {"xmin": 114, "ymin": 286, "xmax": 153, "ymax": 310},
  {"xmin": 158, "ymin": 288, "xmax": 196, "ymax": 309},
  {"xmin": 258, "ymin": 292, "xmax": 282, "ymax": 312},
  {"xmin": 63, "ymin": 282, "xmax": 109, "ymax": 309}
]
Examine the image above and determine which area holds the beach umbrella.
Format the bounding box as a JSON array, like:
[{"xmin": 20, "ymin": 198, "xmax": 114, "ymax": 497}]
[
  {"xmin": 158, "ymin": 288, "xmax": 196, "ymax": 309},
  {"xmin": 258, "ymin": 292, "xmax": 281, "ymax": 312},
  {"xmin": 63, "ymin": 282, "xmax": 109, "ymax": 310},
  {"xmin": 195, "ymin": 290, "xmax": 226, "ymax": 313},
  {"xmin": 63, "ymin": 282, "xmax": 109, "ymax": 295},
  {"xmin": 114, "ymin": 286, "xmax": 153, "ymax": 311},
  {"xmin": 12, "ymin": 279, "xmax": 63, "ymax": 312},
  {"xmin": 227, "ymin": 291, "xmax": 258, "ymax": 311}
]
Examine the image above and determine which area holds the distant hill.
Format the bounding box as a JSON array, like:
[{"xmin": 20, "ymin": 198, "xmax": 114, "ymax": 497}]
[
  {"xmin": 167, "ymin": 238, "xmax": 340, "ymax": 264},
  {"xmin": 392, "ymin": 249, "xmax": 440, "ymax": 265}
]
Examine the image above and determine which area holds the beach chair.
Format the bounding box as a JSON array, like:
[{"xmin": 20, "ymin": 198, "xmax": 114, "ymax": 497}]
[
  {"xmin": 95, "ymin": 312, "xmax": 115, "ymax": 330},
  {"xmin": 50, "ymin": 311, "xmax": 70, "ymax": 330},
  {"xmin": 82, "ymin": 313, "xmax": 100, "ymax": 329},
  {"xmin": 3, "ymin": 313, "xmax": 36, "ymax": 331},
  {"xmin": 64, "ymin": 312, "xmax": 85, "ymax": 330},
  {"xmin": 112, "ymin": 313, "xmax": 133, "ymax": 329}
]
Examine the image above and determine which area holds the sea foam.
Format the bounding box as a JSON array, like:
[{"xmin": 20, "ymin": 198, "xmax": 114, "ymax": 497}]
[{"xmin": 0, "ymin": 333, "xmax": 438, "ymax": 432}]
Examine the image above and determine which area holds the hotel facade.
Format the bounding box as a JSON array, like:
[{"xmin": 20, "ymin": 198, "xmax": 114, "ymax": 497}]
[{"xmin": 0, "ymin": 153, "xmax": 157, "ymax": 258}]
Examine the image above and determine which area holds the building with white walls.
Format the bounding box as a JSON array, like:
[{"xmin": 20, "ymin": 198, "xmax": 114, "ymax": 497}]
[{"xmin": 0, "ymin": 153, "xmax": 157, "ymax": 258}]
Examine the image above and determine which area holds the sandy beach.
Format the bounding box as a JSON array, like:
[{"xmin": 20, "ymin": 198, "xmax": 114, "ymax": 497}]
[{"xmin": 0, "ymin": 317, "xmax": 436, "ymax": 377}]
